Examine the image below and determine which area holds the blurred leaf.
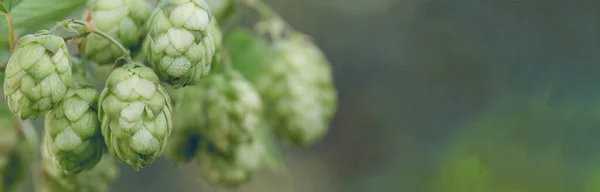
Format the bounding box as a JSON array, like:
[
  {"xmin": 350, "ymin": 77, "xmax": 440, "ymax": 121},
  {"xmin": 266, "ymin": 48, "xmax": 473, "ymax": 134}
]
[
  {"xmin": 224, "ymin": 27, "xmax": 270, "ymax": 84},
  {"xmin": 0, "ymin": 0, "xmax": 86, "ymax": 37},
  {"xmin": 256, "ymin": 120, "xmax": 284, "ymax": 170},
  {"xmin": 0, "ymin": 4, "xmax": 7, "ymax": 14},
  {"xmin": 1, "ymin": 0, "xmax": 23, "ymax": 12}
]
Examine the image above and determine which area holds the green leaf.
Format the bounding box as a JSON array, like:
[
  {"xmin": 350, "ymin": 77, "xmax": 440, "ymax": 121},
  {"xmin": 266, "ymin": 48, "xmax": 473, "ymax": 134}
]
[
  {"xmin": 224, "ymin": 27, "xmax": 270, "ymax": 84},
  {"xmin": 0, "ymin": 3, "xmax": 7, "ymax": 14},
  {"xmin": 1, "ymin": 0, "xmax": 23, "ymax": 12}
]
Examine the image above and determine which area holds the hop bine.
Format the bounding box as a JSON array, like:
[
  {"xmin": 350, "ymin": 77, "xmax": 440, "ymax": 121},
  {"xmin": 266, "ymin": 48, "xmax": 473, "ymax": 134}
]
[
  {"xmin": 3, "ymin": 31, "xmax": 72, "ymax": 120},
  {"xmin": 257, "ymin": 34, "xmax": 338, "ymax": 146},
  {"xmin": 44, "ymin": 72, "xmax": 104, "ymax": 174},
  {"xmin": 146, "ymin": 0, "xmax": 222, "ymax": 87},
  {"xmin": 82, "ymin": 0, "xmax": 153, "ymax": 65},
  {"xmin": 98, "ymin": 63, "xmax": 173, "ymax": 170}
]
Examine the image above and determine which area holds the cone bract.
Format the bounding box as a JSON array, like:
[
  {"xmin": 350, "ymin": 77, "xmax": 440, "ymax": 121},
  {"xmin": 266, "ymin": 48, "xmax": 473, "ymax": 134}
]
[
  {"xmin": 98, "ymin": 63, "xmax": 173, "ymax": 170},
  {"xmin": 83, "ymin": 0, "xmax": 152, "ymax": 65},
  {"xmin": 198, "ymin": 139, "xmax": 263, "ymax": 187},
  {"xmin": 146, "ymin": 0, "xmax": 222, "ymax": 87},
  {"xmin": 257, "ymin": 35, "xmax": 337, "ymax": 146},
  {"xmin": 3, "ymin": 32, "xmax": 72, "ymax": 120}
]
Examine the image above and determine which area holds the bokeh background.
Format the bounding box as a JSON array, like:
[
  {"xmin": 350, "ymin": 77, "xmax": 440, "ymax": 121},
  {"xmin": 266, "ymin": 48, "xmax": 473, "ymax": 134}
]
[{"xmin": 18, "ymin": 0, "xmax": 600, "ymax": 191}]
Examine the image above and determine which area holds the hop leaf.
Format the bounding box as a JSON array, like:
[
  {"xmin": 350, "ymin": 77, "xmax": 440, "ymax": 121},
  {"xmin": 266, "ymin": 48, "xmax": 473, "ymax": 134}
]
[
  {"xmin": 98, "ymin": 63, "xmax": 173, "ymax": 170},
  {"xmin": 3, "ymin": 32, "xmax": 72, "ymax": 120},
  {"xmin": 257, "ymin": 34, "xmax": 337, "ymax": 146},
  {"xmin": 44, "ymin": 76, "xmax": 104, "ymax": 174},
  {"xmin": 146, "ymin": 0, "xmax": 222, "ymax": 87},
  {"xmin": 82, "ymin": 0, "xmax": 153, "ymax": 65},
  {"xmin": 198, "ymin": 139, "xmax": 264, "ymax": 187},
  {"xmin": 200, "ymin": 70, "xmax": 262, "ymax": 154}
]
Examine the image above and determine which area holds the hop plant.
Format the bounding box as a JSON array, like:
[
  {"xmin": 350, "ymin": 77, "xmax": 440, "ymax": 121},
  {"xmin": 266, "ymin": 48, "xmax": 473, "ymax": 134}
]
[
  {"xmin": 3, "ymin": 31, "xmax": 72, "ymax": 120},
  {"xmin": 98, "ymin": 63, "xmax": 173, "ymax": 170},
  {"xmin": 146, "ymin": 0, "xmax": 222, "ymax": 87},
  {"xmin": 165, "ymin": 85, "xmax": 204, "ymax": 163},
  {"xmin": 198, "ymin": 139, "xmax": 264, "ymax": 187},
  {"xmin": 44, "ymin": 73, "xmax": 104, "ymax": 174},
  {"xmin": 82, "ymin": 0, "xmax": 153, "ymax": 65},
  {"xmin": 0, "ymin": 112, "xmax": 37, "ymax": 192},
  {"xmin": 199, "ymin": 70, "xmax": 262, "ymax": 153},
  {"xmin": 257, "ymin": 34, "xmax": 338, "ymax": 146}
]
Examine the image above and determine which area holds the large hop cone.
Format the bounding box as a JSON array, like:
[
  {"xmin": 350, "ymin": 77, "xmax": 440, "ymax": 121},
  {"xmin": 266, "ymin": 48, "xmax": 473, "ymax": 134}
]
[
  {"xmin": 37, "ymin": 146, "xmax": 119, "ymax": 192},
  {"xmin": 4, "ymin": 31, "xmax": 72, "ymax": 120},
  {"xmin": 200, "ymin": 70, "xmax": 262, "ymax": 154},
  {"xmin": 98, "ymin": 63, "xmax": 173, "ymax": 170},
  {"xmin": 257, "ymin": 34, "xmax": 338, "ymax": 146},
  {"xmin": 0, "ymin": 109, "xmax": 37, "ymax": 192},
  {"xmin": 146, "ymin": 0, "xmax": 222, "ymax": 87},
  {"xmin": 165, "ymin": 85, "xmax": 204, "ymax": 163},
  {"xmin": 198, "ymin": 139, "xmax": 264, "ymax": 187},
  {"xmin": 44, "ymin": 74, "xmax": 104, "ymax": 174},
  {"xmin": 82, "ymin": 0, "xmax": 152, "ymax": 65}
]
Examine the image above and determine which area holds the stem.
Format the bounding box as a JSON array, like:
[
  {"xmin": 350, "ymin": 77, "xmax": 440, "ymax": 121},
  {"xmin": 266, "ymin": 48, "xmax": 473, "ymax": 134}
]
[
  {"xmin": 240, "ymin": 0, "xmax": 299, "ymax": 39},
  {"xmin": 4, "ymin": 13, "xmax": 14, "ymax": 53},
  {"xmin": 70, "ymin": 20, "xmax": 134, "ymax": 64}
]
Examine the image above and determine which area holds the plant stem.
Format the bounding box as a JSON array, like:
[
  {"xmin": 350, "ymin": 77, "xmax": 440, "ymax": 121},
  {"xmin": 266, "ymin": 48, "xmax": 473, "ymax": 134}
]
[
  {"xmin": 4, "ymin": 13, "xmax": 15, "ymax": 53},
  {"xmin": 240, "ymin": 0, "xmax": 299, "ymax": 39},
  {"xmin": 70, "ymin": 20, "xmax": 134, "ymax": 64}
]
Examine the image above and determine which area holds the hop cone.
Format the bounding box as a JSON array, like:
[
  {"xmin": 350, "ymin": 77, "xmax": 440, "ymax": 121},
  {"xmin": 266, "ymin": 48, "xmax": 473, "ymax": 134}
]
[
  {"xmin": 200, "ymin": 70, "xmax": 262, "ymax": 153},
  {"xmin": 198, "ymin": 139, "xmax": 264, "ymax": 187},
  {"xmin": 0, "ymin": 111, "xmax": 37, "ymax": 192},
  {"xmin": 257, "ymin": 35, "xmax": 337, "ymax": 146},
  {"xmin": 146, "ymin": 0, "xmax": 222, "ymax": 87},
  {"xmin": 4, "ymin": 32, "xmax": 72, "ymax": 120},
  {"xmin": 165, "ymin": 85, "xmax": 204, "ymax": 163},
  {"xmin": 83, "ymin": 0, "xmax": 152, "ymax": 65},
  {"xmin": 98, "ymin": 63, "xmax": 172, "ymax": 170},
  {"xmin": 44, "ymin": 74, "xmax": 104, "ymax": 174},
  {"xmin": 37, "ymin": 148, "xmax": 119, "ymax": 192}
]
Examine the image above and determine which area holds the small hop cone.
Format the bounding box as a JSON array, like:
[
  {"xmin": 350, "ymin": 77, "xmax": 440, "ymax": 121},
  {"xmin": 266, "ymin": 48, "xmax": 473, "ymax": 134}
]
[
  {"xmin": 146, "ymin": 0, "xmax": 222, "ymax": 87},
  {"xmin": 257, "ymin": 34, "xmax": 338, "ymax": 146},
  {"xmin": 44, "ymin": 76, "xmax": 104, "ymax": 174},
  {"xmin": 165, "ymin": 85, "xmax": 204, "ymax": 163},
  {"xmin": 200, "ymin": 70, "xmax": 262, "ymax": 153},
  {"xmin": 0, "ymin": 110, "xmax": 37, "ymax": 192},
  {"xmin": 83, "ymin": 0, "xmax": 153, "ymax": 65},
  {"xmin": 198, "ymin": 139, "xmax": 264, "ymax": 187},
  {"xmin": 4, "ymin": 32, "xmax": 72, "ymax": 120},
  {"xmin": 98, "ymin": 63, "xmax": 173, "ymax": 170}
]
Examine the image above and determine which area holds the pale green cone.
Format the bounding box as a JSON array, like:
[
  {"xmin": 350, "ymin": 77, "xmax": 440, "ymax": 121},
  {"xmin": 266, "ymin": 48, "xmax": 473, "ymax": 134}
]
[
  {"xmin": 0, "ymin": 111, "xmax": 37, "ymax": 192},
  {"xmin": 198, "ymin": 138, "xmax": 264, "ymax": 187},
  {"xmin": 98, "ymin": 63, "xmax": 173, "ymax": 170},
  {"xmin": 146, "ymin": 0, "xmax": 222, "ymax": 87},
  {"xmin": 4, "ymin": 31, "xmax": 72, "ymax": 120},
  {"xmin": 257, "ymin": 34, "xmax": 338, "ymax": 146},
  {"xmin": 82, "ymin": 0, "xmax": 152, "ymax": 65},
  {"xmin": 200, "ymin": 70, "xmax": 262, "ymax": 153},
  {"xmin": 44, "ymin": 75, "xmax": 104, "ymax": 174},
  {"xmin": 165, "ymin": 85, "xmax": 204, "ymax": 163}
]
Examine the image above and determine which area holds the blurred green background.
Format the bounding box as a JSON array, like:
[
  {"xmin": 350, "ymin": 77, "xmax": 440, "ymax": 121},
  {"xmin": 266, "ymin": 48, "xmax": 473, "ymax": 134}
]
[{"xmin": 21, "ymin": 0, "xmax": 600, "ymax": 191}]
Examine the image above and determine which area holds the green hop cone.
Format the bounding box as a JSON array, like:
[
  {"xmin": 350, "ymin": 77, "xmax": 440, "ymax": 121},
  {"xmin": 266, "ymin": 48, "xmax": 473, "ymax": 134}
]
[
  {"xmin": 0, "ymin": 113, "xmax": 37, "ymax": 192},
  {"xmin": 4, "ymin": 31, "xmax": 72, "ymax": 120},
  {"xmin": 146, "ymin": 0, "xmax": 222, "ymax": 87},
  {"xmin": 44, "ymin": 75, "xmax": 104, "ymax": 174},
  {"xmin": 200, "ymin": 70, "xmax": 262, "ymax": 153},
  {"xmin": 83, "ymin": 0, "xmax": 153, "ymax": 65},
  {"xmin": 165, "ymin": 85, "xmax": 204, "ymax": 163},
  {"xmin": 198, "ymin": 139, "xmax": 264, "ymax": 187},
  {"xmin": 98, "ymin": 63, "xmax": 173, "ymax": 170},
  {"xmin": 257, "ymin": 34, "xmax": 338, "ymax": 146}
]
